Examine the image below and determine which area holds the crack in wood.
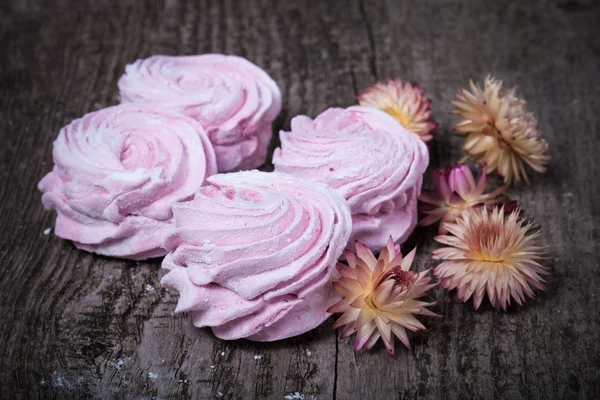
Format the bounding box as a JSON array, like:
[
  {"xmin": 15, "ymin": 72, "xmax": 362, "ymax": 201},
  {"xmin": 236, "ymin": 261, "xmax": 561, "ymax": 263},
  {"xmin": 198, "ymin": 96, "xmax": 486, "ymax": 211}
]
[
  {"xmin": 333, "ymin": 329, "xmax": 339, "ymax": 400},
  {"xmin": 349, "ymin": 67, "xmax": 359, "ymax": 97},
  {"xmin": 358, "ymin": 0, "xmax": 378, "ymax": 80}
]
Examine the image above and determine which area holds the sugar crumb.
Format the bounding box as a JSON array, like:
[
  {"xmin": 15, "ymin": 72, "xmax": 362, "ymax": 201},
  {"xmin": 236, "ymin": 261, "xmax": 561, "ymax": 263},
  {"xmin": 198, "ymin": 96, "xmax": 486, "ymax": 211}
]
[{"xmin": 284, "ymin": 392, "xmax": 306, "ymax": 400}]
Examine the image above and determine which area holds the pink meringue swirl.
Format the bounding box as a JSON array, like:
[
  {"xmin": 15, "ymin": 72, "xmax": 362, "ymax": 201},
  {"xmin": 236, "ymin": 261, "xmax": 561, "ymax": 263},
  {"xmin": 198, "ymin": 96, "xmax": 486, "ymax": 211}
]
[
  {"xmin": 118, "ymin": 54, "xmax": 282, "ymax": 173},
  {"xmin": 273, "ymin": 106, "xmax": 429, "ymax": 250},
  {"xmin": 160, "ymin": 171, "xmax": 352, "ymax": 341},
  {"xmin": 38, "ymin": 104, "xmax": 217, "ymax": 260},
  {"xmin": 350, "ymin": 177, "xmax": 422, "ymax": 249}
]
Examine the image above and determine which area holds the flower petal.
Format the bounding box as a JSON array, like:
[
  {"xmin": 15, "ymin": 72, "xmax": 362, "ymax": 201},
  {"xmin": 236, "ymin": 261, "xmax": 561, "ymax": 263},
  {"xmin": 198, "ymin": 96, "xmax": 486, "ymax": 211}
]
[
  {"xmin": 401, "ymin": 247, "xmax": 417, "ymax": 271},
  {"xmin": 355, "ymin": 241, "xmax": 377, "ymax": 269},
  {"xmin": 375, "ymin": 316, "xmax": 395, "ymax": 356},
  {"xmin": 354, "ymin": 322, "xmax": 377, "ymax": 352}
]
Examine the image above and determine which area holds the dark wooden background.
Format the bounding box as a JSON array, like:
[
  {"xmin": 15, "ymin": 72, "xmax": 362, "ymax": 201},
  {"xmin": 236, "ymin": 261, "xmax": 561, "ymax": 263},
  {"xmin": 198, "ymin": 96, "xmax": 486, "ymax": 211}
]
[{"xmin": 1, "ymin": 0, "xmax": 599, "ymax": 399}]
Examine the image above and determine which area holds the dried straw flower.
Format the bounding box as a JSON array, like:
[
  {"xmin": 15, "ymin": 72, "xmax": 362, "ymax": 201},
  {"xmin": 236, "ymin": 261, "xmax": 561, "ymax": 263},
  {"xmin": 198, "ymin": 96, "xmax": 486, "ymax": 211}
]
[
  {"xmin": 358, "ymin": 79, "xmax": 437, "ymax": 142},
  {"xmin": 432, "ymin": 206, "xmax": 549, "ymax": 310},
  {"xmin": 328, "ymin": 238, "xmax": 439, "ymax": 355},
  {"xmin": 451, "ymin": 75, "xmax": 550, "ymax": 184},
  {"xmin": 419, "ymin": 163, "xmax": 507, "ymax": 233}
]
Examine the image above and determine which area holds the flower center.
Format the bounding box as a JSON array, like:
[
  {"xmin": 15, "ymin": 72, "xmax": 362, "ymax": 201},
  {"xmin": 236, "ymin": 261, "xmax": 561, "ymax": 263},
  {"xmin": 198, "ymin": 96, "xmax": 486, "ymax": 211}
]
[
  {"xmin": 471, "ymin": 224, "xmax": 509, "ymax": 263},
  {"xmin": 389, "ymin": 267, "xmax": 415, "ymax": 289},
  {"xmin": 483, "ymin": 119, "xmax": 513, "ymax": 149},
  {"xmin": 385, "ymin": 107, "xmax": 414, "ymax": 131},
  {"xmin": 367, "ymin": 267, "xmax": 415, "ymax": 309},
  {"xmin": 364, "ymin": 294, "xmax": 380, "ymax": 310}
]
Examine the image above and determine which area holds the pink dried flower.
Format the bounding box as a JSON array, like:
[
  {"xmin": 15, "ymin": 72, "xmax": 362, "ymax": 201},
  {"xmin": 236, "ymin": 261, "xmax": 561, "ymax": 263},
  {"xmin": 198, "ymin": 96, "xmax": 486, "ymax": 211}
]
[
  {"xmin": 418, "ymin": 164, "xmax": 508, "ymax": 233},
  {"xmin": 432, "ymin": 207, "xmax": 549, "ymax": 311},
  {"xmin": 328, "ymin": 238, "xmax": 440, "ymax": 356},
  {"xmin": 358, "ymin": 79, "xmax": 437, "ymax": 142}
]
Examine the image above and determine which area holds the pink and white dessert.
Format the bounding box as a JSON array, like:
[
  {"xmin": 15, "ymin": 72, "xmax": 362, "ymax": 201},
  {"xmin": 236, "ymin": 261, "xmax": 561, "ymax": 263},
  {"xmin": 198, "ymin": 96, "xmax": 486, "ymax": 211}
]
[
  {"xmin": 38, "ymin": 104, "xmax": 217, "ymax": 260},
  {"xmin": 160, "ymin": 171, "xmax": 352, "ymax": 341},
  {"xmin": 118, "ymin": 54, "xmax": 282, "ymax": 173},
  {"xmin": 273, "ymin": 106, "xmax": 429, "ymax": 250}
]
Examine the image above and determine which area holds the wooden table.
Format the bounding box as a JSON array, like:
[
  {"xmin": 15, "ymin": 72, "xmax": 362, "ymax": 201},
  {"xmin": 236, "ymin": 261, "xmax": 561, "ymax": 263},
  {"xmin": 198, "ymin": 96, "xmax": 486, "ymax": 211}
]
[{"xmin": 1, "ymin": 1, "xmax": 599, "ymax": 399}]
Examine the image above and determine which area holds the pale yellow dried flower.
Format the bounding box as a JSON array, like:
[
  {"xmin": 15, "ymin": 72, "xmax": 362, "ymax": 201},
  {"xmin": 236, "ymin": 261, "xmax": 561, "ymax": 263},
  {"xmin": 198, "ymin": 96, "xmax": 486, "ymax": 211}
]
[
  {"xmin": 451, "ymin": 76, "xmax": 550, "ymax": 184},
  {"xmin": 433, "ymin": 206, "xmax": 549, "ymax": 310},
  {"xmin": 358, "ymin": 79, "xmax": 437, "ymax": 142}
]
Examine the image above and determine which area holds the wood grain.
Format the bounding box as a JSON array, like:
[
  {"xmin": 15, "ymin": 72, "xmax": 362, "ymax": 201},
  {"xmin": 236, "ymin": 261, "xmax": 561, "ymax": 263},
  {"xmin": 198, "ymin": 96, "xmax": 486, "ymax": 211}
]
[{"xmin": 1, "ymin": 0, "xmax": 599, "ymax": 399}]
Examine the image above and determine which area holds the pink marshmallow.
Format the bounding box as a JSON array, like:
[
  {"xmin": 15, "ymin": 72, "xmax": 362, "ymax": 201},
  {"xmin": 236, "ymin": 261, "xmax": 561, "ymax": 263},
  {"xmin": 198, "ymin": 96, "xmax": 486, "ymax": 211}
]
[
  {"xmin": 118, "ymin": 54, "xmax": 282, "ymax": 173},
  {"xmin": 273, "ymin": 106, "xmax": 429, "ymax": 250},
  {"xmin": 160, "ymin": 171, "xmax": 352, "ymax": 341},
  {"xmin": 38, "ymin": 104, "xmax": 217, "ymax": 260},
  {"xmin": 349, "ymin": 177, "xmax": 421, "ymax": 250}
]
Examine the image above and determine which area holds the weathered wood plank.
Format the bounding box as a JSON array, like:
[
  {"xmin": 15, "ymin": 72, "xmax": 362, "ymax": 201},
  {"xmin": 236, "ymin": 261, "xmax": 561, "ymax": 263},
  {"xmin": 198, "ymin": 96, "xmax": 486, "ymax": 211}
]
[{"xmin": 0, "ymin": 1, "xmax": 599, "ymax": 399}]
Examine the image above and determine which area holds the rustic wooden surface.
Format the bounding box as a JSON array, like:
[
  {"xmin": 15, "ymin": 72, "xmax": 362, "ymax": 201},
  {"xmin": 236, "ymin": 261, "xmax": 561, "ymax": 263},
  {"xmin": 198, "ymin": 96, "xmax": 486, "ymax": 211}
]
[{"xmin": 1, "ymin": 0, "xmax": 599, "ymax": 399}]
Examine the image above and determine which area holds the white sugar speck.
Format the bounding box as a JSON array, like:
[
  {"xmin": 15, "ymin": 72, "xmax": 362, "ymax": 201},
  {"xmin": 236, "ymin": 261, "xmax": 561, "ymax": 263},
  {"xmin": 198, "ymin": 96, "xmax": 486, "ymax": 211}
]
[
  {"xmin": 284, "ymin": 392, "xmax": 305, "ymax": 400},
  {"xmin": 254, "ymin": 354, "xmax": 263, "ymax": 360},
  {"xmin": 210, "ymin": 365, "xmax": 215, "ymax": 369},
  {"xmin": 148, "ymin": 372, "xmax": 158, "ymax": 380},
  {"xmin": 43, "ymin": 228, "xmax": 52, "ymax": 235},
  {"xmin": 305, "ymin": 349, "xmax": 312, "ymax": 356},
  {"xmin": 217, "ymin": 391, "xmax": 224, "ymax": 397},
  {"xmin": 220, "ymin": 351, "xmax": 225, "ymax": 356},
  {"xmin": 146, "ymin": 284, "xmax": 155, "ymax": 291}
]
